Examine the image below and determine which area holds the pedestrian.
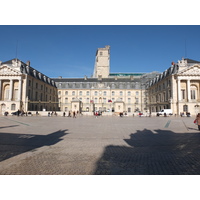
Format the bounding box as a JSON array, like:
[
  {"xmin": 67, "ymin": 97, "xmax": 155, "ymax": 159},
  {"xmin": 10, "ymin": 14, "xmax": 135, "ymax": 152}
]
[
  {"xmin": 195, "ymin": 113, "xmax": 200, "ymax": 130},
  {"xmin": 73, "ymin": 111, "xmax": 76, "ymax": 118},
  {"xmin": 17, "ymin": 109, "xmax": 20, "ymax": 116},
  {"xmin": 63, "ymin": 112, "xmax": 65, "ymax": 117}
]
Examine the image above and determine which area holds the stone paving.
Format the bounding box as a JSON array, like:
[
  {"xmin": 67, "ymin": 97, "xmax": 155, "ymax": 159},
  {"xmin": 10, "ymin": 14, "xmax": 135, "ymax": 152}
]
[{"xmin": 0, "ymin": 114, "xmax": 200, "ymax": 175}]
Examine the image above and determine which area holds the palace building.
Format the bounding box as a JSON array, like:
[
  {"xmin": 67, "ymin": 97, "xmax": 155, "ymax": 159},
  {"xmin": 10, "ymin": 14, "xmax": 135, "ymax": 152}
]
[
  {"xmin": 1, "ymin": 45, "xmax": 200, "ymax": 116},
  {"xmin": 147, "ymin": 58, "xmax": 200, "ymax": 116},
  {"xmin": 0, "ymin": 59, "xmax": 58, "ymax": 114},
  {"xmin": 53, "ymin": 46, "xmax": 158, "ymax": 115}
]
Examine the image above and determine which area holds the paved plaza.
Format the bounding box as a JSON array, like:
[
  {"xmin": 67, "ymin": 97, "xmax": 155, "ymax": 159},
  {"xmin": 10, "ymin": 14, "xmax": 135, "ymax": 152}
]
[{"xmin": 0, "ymin": 114, "xmax": 200, "ymax": 175}]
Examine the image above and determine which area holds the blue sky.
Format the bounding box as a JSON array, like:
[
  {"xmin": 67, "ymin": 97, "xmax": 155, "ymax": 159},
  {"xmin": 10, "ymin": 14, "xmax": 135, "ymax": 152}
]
[{"xmin": 1, "ymin": 25, "xmax": 200, "ymax": 78}]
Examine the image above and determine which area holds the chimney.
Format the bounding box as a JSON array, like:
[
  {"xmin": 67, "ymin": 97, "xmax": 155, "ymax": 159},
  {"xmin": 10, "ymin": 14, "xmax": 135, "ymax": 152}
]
[{"xmin": 26, "ymin": 60, "xmax": 30, "ymax": 66}]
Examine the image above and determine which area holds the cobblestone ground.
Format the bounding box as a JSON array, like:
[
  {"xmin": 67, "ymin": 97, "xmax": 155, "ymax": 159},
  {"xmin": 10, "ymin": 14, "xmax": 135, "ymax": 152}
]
[{"xmin": 0, "ymin": 115, "xmax": 200, "ymax": 175}]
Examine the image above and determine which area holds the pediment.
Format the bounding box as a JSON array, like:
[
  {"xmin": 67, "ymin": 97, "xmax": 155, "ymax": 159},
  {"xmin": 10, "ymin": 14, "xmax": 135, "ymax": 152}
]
[
  {"xmin": 0, "ymin": 66, "xmax": 22, "ymax": 75},
  {"xmin": 179, "ymin": 65, "xmax": 200, "ymax": 75}
]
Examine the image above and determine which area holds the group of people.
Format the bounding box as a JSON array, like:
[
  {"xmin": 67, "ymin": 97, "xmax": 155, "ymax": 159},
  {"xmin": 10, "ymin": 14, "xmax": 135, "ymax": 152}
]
[
  {"xmin": 63, "ymin": 111, "xmax": 80, "ymax": 118},
  {"xmin": 94, "ymin": 111, "xmax": 102, "ymax": 118},
  {"xmin": 48, "ymin": 111, "xmax": 57, "ymax": 117}
]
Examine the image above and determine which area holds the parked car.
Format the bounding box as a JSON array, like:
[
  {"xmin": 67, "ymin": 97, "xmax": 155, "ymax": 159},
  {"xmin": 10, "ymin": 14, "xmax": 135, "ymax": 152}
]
[{"xmin": 157, "ymin": 109, "xmax": 173, "ymax": 116}]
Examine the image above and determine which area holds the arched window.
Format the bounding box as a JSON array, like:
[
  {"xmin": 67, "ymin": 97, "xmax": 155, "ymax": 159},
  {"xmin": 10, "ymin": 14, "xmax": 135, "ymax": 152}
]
[
  {"xmin": 11, "ymin": 104, "xmax": 16, "ymax": 110},
  {"xmin": 183, "ymin": 105, "xmax": 188, "ymax": 112},
  {"xmin": 4, "ymin": 84, "xmax": 10, "ymax": 100},
  {"xmin": 191, "ymin": 85, "xmax": 197, "ymax": 100}
]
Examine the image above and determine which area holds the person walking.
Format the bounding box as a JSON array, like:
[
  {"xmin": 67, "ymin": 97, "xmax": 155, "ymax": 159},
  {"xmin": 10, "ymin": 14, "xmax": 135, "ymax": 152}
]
[
  {"xmin": 196, "ymin": 113, "xmax": 200, "ymax": 130},
  {"xmin": 73, "ymin": 111, "xmax": 76, "ymax": 118}
]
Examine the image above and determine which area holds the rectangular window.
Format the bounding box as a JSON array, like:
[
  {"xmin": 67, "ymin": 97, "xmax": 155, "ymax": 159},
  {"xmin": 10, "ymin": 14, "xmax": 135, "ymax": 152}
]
[
  {"xmin": 28, "ymin": 89, "xmax": 31, "ymax": 99},
  {"xmin": 35, "ymin": 92, "xmax": 38, "ymax": 101},
  {"xmin": 14, "ymin": 89, "xmax": 18, "ymax": 100},
  {"xmin": 11, "ymin": 104, "xmax": 16, "ymax": 110},
  {"xmin": 191, "ymin": 90, "xmax": 196, "ymax": 99},
  {"xmin": 181, "ymin": 89, "xmax": 185, "ymax": 100},
  {"xmin": 183, "ymin": 105, "xmax": 188, "ymax": 112}
]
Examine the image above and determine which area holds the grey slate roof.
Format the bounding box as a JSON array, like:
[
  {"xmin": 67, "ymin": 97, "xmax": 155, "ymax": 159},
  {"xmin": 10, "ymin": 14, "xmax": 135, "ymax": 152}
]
[
  {"xmin": 1, "ymin": 58, "xmax": 56, "ymax": 87},
  {"xmin": 185, "ymin": 58, "xmax": 200, "ymax": 63}
]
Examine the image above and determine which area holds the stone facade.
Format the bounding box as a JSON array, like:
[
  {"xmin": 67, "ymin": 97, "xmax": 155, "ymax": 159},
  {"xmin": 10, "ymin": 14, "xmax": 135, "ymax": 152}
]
[
  {"xmin": 53, "ymin": 46, "xmax": 159, "ymax": 115},
  {"xmin": 147, "ymin": 58, "xmax": 200, "ymax": 116},
  {"xmin": 2, "ymin": 46, "xmax": 200, "ymax": 117},
  {"xmin": 0, "ymin": 59, "xmax": 58, "ymax": 114},
  {"xmin": 53, "ymin": 76, "xmax": 150, "ymax": 115}
]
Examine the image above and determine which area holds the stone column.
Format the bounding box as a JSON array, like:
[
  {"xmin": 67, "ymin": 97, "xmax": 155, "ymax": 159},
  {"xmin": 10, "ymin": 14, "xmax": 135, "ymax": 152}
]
[
  {"xmin": 177, "ymin": 78, "xmax": 181, "ymax": 101},
  {"xmin": 9, "ymin": 79, "xmax": 13, "ymax": 100},
  {"xmin": 18, "ymin": 79, "xmax": 22, "ymax": 101},
  {"xmin": 187, "ymin": 79, "xmax": 191, "ymax": 102}
]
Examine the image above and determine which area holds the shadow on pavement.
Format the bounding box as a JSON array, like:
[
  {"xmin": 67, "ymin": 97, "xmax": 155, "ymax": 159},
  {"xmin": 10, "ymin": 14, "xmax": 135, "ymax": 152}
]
[
  {"xmin": 0, "ymin": 125, "xmax": 19, "ymax": 129},
  {"xmin": 0, "ymin": 129, "xmax": 68, "ymax": 162},
  {"xmin": 94, "ymin": 129, "xmax": 200, "ymax": 175}
]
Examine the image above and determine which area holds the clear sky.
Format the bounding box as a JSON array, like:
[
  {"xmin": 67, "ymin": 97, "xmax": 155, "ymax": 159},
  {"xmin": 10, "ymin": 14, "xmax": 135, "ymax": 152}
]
[{"xmin": 1, "ymin": 25, "xmax": 200, "ymax": 78}]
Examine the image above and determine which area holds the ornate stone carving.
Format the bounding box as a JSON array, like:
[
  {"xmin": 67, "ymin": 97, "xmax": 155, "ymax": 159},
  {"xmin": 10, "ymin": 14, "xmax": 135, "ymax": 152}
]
[
  {"xmin": 0, "ymin": 66, "xmax": 21, "ymax": 75},
  {"xmin": 180, "ymin": 66, "xmax": 200, "ymax": 75}
]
